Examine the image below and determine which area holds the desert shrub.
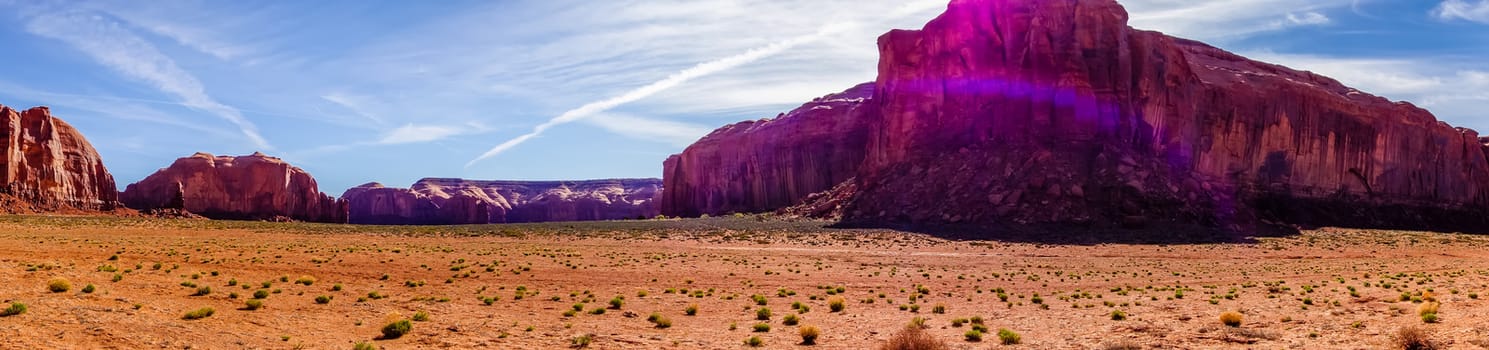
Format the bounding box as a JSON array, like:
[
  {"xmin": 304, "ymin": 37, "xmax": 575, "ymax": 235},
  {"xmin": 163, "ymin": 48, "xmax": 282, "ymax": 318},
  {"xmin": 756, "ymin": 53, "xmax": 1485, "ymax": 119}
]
[
  {"xmin": 0, "ymin": 302, "xmax": 26, "ymax": 317},
  {"xmin": 381, "ymin": 317, "xmax": 412, "ymax": 339},
  {"xmin": 1393, "ymin": 326, "xmax": 1441, "ymax": 350},
  {"xmin": 353, "ymin": 341, "xmax": 378, "ymax": 350},
  {"xmin": 684, "ymin": 304, "xmax": 698, "ymax": 316},
  {"xmin": 315, "ymin": 295, "xmax": 332, "ymax": 304},
  {"xmin": 47, "ymin": 278, "xmax": 70, "ymax": 293},
  {"xmin": 783, "ymin": 313, "xmax": 801, "ymax": 325},
  {"xmin": 964, "ymin": 329, "xmax": 983, "ymax": 342},
  {"xmin": 589, "ymin": 307, "xmax": 605, "ymax": 315},
  {"xmin": 193, "ymin": 286, "xmax": 211, "ymax": 296},
  {"xmin": 653, "ymin": 315, "xmax": 672, "ymax": 328},
  {"xmin": 931, "ymin": 304, "xmax": 946, "ymax": 314},
  {"xmin": 244, "ymin": 299, "xmax": 264, "ymax": 310},
  {"xmin": 183, "ymin": 307, "xmax": 215, "ymax": 320},
  {"xmin": 296, "ymin": 276, "xmax": 316, "ymax": 286},
  {"xmin": 1110, "ymin": 310, "xmax": 1127, "ymax": 321},
  {"xmin": 997, "ymin": 328, "xmax": 1021, "ymax": 345},
  {"xmin": 609, "ymin": 296, "xmax": 625, "ymax": 309},
  {"xmin": 82, "ymin": 284, "xmax": 96, "ymax": 294},
  {"xmin": 253, "ymin": 290, "xmax": 270, "ymax": 299},
  {"xmin": 877, "ymin": 325, "xmax": 947, "ymax": 350},
  {"xmin": 412, "ymin": 310, "xmax": 430, "ymax": 322},
  {"xmin": 757, "ymin": 307, "xmax": 772, "ymax": 320},
  {"xmin": 572, "ymin": 334, "xmax": 594, "ymax": 348},
  {"xmin": 1219, "ymin": 311, "xmax": 1243, "ymax": 327},
  {"xmin": 745, "ymin": 336, "xmax": 763, "ymax": 347},
  {"xmin": 799, "ymin": 325, "xmax": 821, "ymax": 345},
  {"xmin": 752, "ymin": 294, "xmax": 768, "ymax": 306},
  {"xmin": 753, "ymin": 323, "xmax": 771, "ymax": 332},
  {"xmin": 829, "ymin": 297, "xmax": 846, "ymax": 312}
]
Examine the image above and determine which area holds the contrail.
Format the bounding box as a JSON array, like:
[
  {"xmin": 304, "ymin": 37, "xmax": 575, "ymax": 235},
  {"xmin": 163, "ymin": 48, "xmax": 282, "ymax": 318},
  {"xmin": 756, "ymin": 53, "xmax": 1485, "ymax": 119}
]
[{"xmin": 465, "ymin": 26, "xmax": 838, "ymax": 168}]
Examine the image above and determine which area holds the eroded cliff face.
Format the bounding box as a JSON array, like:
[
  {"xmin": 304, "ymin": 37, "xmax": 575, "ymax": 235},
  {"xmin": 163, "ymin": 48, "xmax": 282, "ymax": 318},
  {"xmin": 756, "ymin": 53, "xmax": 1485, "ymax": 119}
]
[
  {"xmin": 342, "ymin": 178, "xmax": 661, "ymax": 225},
  {"xmin": 668, "ymin": 0, "xmax": 1489, "ymax": 232},
  {"xmin": 121, "ymin": 152, "xmax": 347, "ymax": 223},
  {"xmin": 0, "ymin": 105, "xmax": 120, "ymax": 212},
  {"xmin": 661, "ymin": 83, "xmax": 876, "ymax": 217}
]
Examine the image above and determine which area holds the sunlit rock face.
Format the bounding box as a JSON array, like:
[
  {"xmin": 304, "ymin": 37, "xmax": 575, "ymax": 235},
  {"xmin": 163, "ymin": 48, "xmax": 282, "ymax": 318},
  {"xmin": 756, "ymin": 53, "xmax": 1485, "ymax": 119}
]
[
  {"xmin": 668, "ymin": 0, "xmax": 1489, "ymax": 232},
  {"xmin": 0, "ymin": 105, "xmax": 120, "ymax": 212},
  {"xmin": 342, "ymin": 178, "xmax": 661, "ymax": 225},
  {"xmin": 121, "ymin": 152, "xmax": 347, "ymax": 223},
  {"xmin": 661, "ymin": 83, "xmax": 876, "ymax": 217}
]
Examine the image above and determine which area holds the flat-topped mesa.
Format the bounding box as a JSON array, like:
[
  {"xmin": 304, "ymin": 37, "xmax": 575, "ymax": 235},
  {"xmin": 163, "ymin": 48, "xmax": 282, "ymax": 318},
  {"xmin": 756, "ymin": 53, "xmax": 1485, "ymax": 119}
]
[
  {"xmin": 120, "ymin": 152, "xmax": 347, "ymax": 223},
  {"xmin": 661, "ymin": 82, "xmax": 876, "ymax": 217},
  {"xmin": 668, "ymin": 0, "xmax": 1489, "ymax": 232},
  {"xmin": 341, "ymin": 178, "xmax": 662, "ymax": 225},
  {"xmin": 0, "ymin": 105, "xmax": 120, "ymax": 212}
]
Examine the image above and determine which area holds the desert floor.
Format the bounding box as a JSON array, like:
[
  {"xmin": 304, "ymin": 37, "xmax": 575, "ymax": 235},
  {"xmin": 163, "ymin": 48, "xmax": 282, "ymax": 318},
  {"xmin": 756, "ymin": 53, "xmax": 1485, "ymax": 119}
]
[{"xmin": 0, "ymin": 215, "xmax": 1485, "ymax": 349}]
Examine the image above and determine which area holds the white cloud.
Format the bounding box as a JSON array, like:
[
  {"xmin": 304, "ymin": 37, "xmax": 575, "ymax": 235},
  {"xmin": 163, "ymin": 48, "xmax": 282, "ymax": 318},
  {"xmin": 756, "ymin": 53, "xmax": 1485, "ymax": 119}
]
[
  {"xmin": 584, "ymin": 113, "xmax": 713, "ymax": 146},
  {"xmin": 379, "ymin": 124, "xmax": 467, "ymax": 145},
  {"xmin": 1121, "ymin": 0, "xmax": 1351, "ymax": 40},
  {"xmin": 24, "ymin": 11, "xmax": 273, "ymax": 150},
  {"xmin": 1434, "ymin": 0, "xmax": 1489, "ymax": 24},
  {"xmin": 321, "ymin": 92, "xmax": 386, "ymax": 126}
]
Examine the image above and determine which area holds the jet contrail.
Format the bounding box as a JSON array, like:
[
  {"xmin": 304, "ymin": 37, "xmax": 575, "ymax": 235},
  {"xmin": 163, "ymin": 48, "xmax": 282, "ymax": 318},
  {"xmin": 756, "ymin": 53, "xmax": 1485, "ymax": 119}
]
[{"xmin": 465, "ymin": 26, "xmax": 838, "ymax": 168}]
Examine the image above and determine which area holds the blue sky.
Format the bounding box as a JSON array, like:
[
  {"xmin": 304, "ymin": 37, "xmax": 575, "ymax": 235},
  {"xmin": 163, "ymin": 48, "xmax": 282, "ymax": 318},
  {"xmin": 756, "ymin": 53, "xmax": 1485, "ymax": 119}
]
[{"xmin": 0, "ymin": 0, "xmax": 1486, "ymax": 195}]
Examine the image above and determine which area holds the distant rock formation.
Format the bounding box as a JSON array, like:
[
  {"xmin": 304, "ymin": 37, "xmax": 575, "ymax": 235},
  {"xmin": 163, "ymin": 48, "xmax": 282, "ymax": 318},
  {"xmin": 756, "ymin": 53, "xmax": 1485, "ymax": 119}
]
[
  {"xmin": 121, "ymin": 152, "xmax": 347, "ymax": 223},
  {"xmin": 0, "ymin": 105, "xmax": 120, "ymax": 212},
  {"xmin": 662, "ymin": 83, "xmax": 875, "ymax": 217},
  {"xmin": 665, "ymin": 0, "xmax": 1489, "ymax": 232},
  {"xmin": 341, "ymin": 178, "xmax": 661, "ymax": 225}
]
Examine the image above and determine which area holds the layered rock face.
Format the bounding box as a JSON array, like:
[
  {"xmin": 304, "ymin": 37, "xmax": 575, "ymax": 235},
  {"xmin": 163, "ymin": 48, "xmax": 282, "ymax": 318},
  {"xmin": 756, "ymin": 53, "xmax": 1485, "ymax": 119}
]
[
  {"xmin": 661, "ymin": 83, "xmax": 876, "ymax": 217},
  {"xmin": 668, "ymin": 0, "xmax": 1489, "ymax": 232},
  {"xmin": 342, "ymin": 178, "xmax": 661, "ymax": 225},
  {"xmin": 121, "ymin": 152, "xmax": 347, "ymax": 223},
  {"xmin": 0, "ymin": 105, "xmax": 120, "ymax": 212}
]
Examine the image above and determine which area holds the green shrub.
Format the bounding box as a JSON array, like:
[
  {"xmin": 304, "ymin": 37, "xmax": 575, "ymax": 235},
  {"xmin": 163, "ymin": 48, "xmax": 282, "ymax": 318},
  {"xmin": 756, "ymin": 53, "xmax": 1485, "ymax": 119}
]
[
  {"xmin": 253, "ymin": 289, "xmax": 270, "ymax": 299},
  {"xmin": 47, "ymin": 278, "xmax": 70, "ymax": 293},
  {"xmin": 1111, "ymin": 310, "xmax": 1127, "ymax": 321},
  {"xmin": 244, "ymin": 299, "xmax": 264, "ymax": 310},
  {"xmin": 183, "ymin": 307, "xmax": 215, "ymax": 320},
  {"xmin": 753, "ymin": 323, "xmax": 771, "ymax": 332},
  {"xmin": 296, "ymin": 276, "xmax": 316, "ymax": 286},
  {"xmin": 783, "ymin": 313, "xmax": 800, "ymax": 325},
  {"xmin": 609, "ymin": 296, "xmax": 625, "ymax": 309},
  {"xmin": 412, "ymin": 310, "xmax": 430, "ymax": 322},
  {"xmin": 756, "ymin": 307, "xmax": 772, "ymax": 320},
  {"xmin": 997, "ymin": 328, "xmax": 1021, "ymax": 345},
  {"xmin": 381, "ymin": 318, "xmax": 412, "ymax": 339},
  {"xmin": 828, "ymin": 297, "xmax": 845, "ymax": 312},
  {"xmin": 353, "ymin": 341, "xmax": 378, "ymax": 350},
  {"xmin": 315, "ymin": 295, "xmax": 332, "ymax": 304},
  {"xmin": 82, "ymin": 284, "xmax": 96, "ymax": 294},
  {"xmin": 684, "ymin": 304, "xmax": 698, "ymax": 316},
  {"xmin": 193, "ymin": 286, "xmax": 211, "ymax": 296},
  {"xmin": 799, "ymin": 325, "xmax": 821, "ymax": 345},
  {"xmin": 0, "ymin": 302, "xmax": 26, "ymax": 317},
  {"xmin": 965, "ymin": 329, "xmax": 984, "ymax": 342},
  {"xmin": 744, "ymin": 336, "xmax": 763, "ymax": 347}
]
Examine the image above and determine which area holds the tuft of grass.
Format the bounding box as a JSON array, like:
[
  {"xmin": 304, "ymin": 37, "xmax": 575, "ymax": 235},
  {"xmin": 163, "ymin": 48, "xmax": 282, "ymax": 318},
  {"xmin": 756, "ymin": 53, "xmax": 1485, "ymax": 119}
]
[
  {"xmin": 756, "ymin": 307, "xmax": 772, "ymax": 320},
  {"xmin": 609, "ymin": 296, "xmax": 625, "ymax": 309},
  {"xmin": 828, "ymin": 297, "xmax": 846, "ymax": 312},
  {"xmin": 47, "ymin": 278, "xmax": 71, "ymax": 293},
  {"xmin": 1110, "ymin": 310, "xmax": 1127, "ymax": 321},
  {"xmin": 931, "ymin": 304, "xmax": 946, "ymax": 314},
  {"xmin": 964, "ymin": 329, "xmax": 983, "ymax": 342},
  {"xmin": 1219, "ymin": 311, "xmax": 1243, "ymax": 327},
  {"xmin": 353, "ymin": 341, "xmax": 378, "ymax": 350},
  {"xmin": 1417, "ymin": 302, "xmax": 1439, "ymax": 323},
  {"xmin": 997, "ymin": 328, "xmax": 1021, "ymax": 345},
  {"xmin": 744, "ymin": 336, "xmax": 764, "ymax": 347},
  {"xmin": 572, "ymin": 334, "xmax": 594, "ymax": 348},
  {"xmin": 244, "ymin": 299, "xmax": 264, "ymax": 310},
  {"xmin": 878, "ymin": 325, "xmax": 947, "ymax": 350},
  {"xmin": 315, "ymin": 295, "xmax": 332, "ymax": 304},
  {"xmin": 412, "ymin": 310, "xmax": 430, "ymax": 322},
  {"xmin": 381, "ymin": 317, "xmax": 412, "ymax": 339},
  {"xmin": 783, "ymin": 313, "xmax": 800, "ymax": 326},
  {"xmin": 193, "ymin": 286, "xmax": 211, "ymax": 296},
  {"xmin": 753, "ymin": 323, "xmax": 771, "ymax": 332},
  {"xmin": 296, "ymin": 276, "xmax": 316, "ymax": 286},
  {"xmin": 182, "ymin": 307, "xmax": 215, "ymax": 320},
  {"xmin": 652, "ymin": 314, "xmax": 672, "ymax": 329},
  {"xmin": 253, "ymin": 289, "xmax": 270, "ymax": 299},
  {"xmin": 0, "ymin": 302, "xmax": 26, "ymax": 317},
  {"xmin": 82, "ymin": 284, "xmax": 96, "ymax": 294},
  {"xmin": 1393, "ymin": 326, "xmax": 1441, "ymax": 350},
  {"xmin": 684, "ymin": 304, "xmax": 698, "ymax": 316},
  {"xmin": 799, "ymin": 325, "xmax": 821, "ymax": 345}
]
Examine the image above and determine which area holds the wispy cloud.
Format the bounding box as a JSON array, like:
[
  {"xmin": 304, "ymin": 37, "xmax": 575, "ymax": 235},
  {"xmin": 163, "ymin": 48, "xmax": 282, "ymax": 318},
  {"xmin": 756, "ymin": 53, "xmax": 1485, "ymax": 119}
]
[
  {"xmin": 1123, "ymin": 0, "xmax": 1351, "ymax": 41},
  {"xmin": 24, "ymin": 11, "xmax": 272, "ymax": 150},
  {"xmin": 321, "ymin": 92, "xmax": 386, "ymax": 126},
  {"xmin": 465, "ymin": 26, "xmax": 838, "ymax": 167},
  {"xmin": 379, "ymin": 123, "xmax": 490, "ymax": 145},
  {"xmin": 584, "ymin": 113, "xmax": 713, "ymax": 147},
  {"xmin": 1434, "ymin": 0, "xmax": 1489, "ymax": 24}
]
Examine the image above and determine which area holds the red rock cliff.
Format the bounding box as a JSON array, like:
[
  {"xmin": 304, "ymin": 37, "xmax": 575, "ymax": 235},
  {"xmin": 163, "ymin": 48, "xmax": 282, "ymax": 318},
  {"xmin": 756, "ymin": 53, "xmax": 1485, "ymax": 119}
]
[
  {"xmin": 121, "ymin": 152, "xmax": 347, "ymax": 223},
  {"xmin": 0, "ymin": 105, "xmax": 120, "ymax": 212},
  {"xmin": 661, "ymin": 83, "xmax": 876, "ymax": 217},
  {"xmin": 342, "ymin": 178, "xmax": 661, "ymax": 225},
  {"xmin": 668, "ymin": 0, "xmax": 1489, "ymax": 232}
]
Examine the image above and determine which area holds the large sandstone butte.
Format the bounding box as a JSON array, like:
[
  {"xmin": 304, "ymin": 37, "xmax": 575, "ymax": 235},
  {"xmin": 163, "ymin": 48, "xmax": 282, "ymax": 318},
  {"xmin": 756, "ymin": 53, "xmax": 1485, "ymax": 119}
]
[
  {"xmin": 0, "ymin": 104, "xmax": 120, "ymax": 212},
  {"xmin": 341, "ymin": 178, "xmax": 661, "ymax": 225},
  {"xmin": 665, "ymin": 0, "xmax": 1489, "ymax": 232},
  {"xmin": 121, "ymin": 152, "xmax": 347, "ymax": 223}
]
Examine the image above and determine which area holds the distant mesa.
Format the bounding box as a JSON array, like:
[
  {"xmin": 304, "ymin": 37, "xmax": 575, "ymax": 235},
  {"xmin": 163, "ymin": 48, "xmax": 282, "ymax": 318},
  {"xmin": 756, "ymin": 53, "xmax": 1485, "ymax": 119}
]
[
  {"xmin": 341, "ymin": 178, "xmax": 662, "ymax": 225},
  {"xmin": 0, "ymin": 104, "xmax": 121, "ymax": 213},
  {"xmin": 664, "ymin": 0, "xmax": 1489, "ymax": 233},
  {"xmin": 121, "ymin": 152, "xmax": 347, "ymax": 223}
]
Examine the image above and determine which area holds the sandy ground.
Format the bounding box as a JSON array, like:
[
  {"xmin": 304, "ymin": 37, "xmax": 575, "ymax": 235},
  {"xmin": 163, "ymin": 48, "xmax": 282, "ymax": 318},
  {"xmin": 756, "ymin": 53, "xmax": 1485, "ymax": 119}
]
[{"xmin": 0, "ymin": 216, "xmax": 1486, "ymax": 349}]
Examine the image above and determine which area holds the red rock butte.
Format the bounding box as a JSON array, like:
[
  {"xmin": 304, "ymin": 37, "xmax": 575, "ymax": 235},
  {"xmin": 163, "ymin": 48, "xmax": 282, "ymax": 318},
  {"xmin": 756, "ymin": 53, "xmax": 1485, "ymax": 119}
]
[
  {"xmin": 0, "ymin": 104, "xmax": 120, "ymax": 212},
  {"xmin": 664, "ymin": 0, "xmax": 1489, "ymax": 232},
  {"xmin": 121, "ymin": 152, "xmax": 347, "ymax": 223},
  {"xmin": 341, "ymin": 178, "xmax": 661, "ymax": 225}
]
